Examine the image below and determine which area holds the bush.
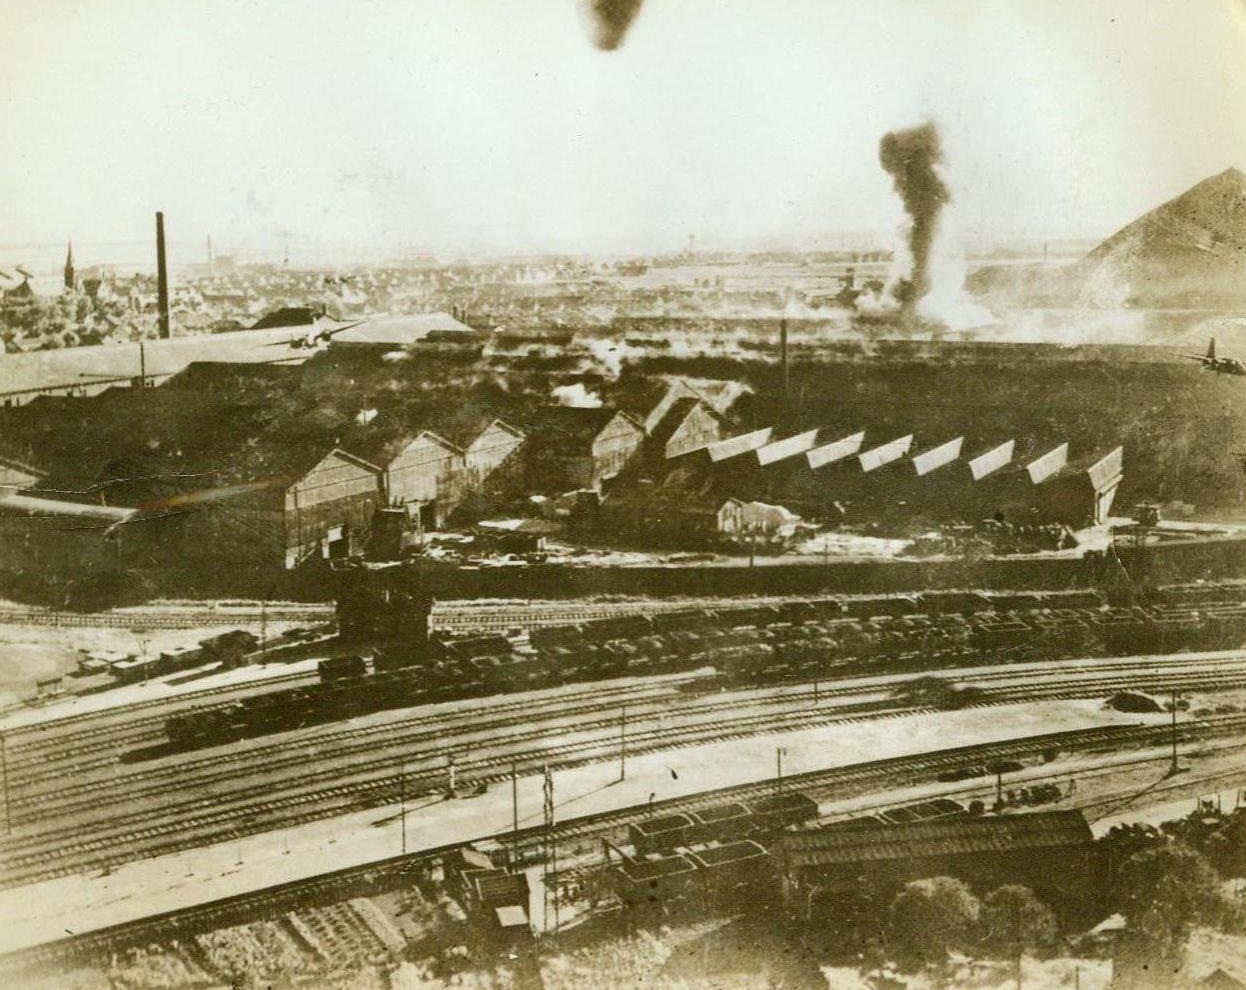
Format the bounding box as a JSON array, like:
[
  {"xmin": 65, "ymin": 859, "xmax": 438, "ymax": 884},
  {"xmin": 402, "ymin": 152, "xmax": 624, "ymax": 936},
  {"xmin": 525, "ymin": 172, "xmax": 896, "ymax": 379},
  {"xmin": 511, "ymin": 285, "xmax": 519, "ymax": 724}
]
[{"xmin": 887, "ymin": 876, "xmax": 980, "ymax": 971}]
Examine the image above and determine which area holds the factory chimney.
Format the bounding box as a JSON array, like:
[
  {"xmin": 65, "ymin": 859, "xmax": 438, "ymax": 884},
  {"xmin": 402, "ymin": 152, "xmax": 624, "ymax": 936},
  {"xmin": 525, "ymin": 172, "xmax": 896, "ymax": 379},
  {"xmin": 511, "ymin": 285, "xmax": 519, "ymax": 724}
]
[{"xmin": 155, "ymin": 211, "xmax": 170, "ymax": 339}]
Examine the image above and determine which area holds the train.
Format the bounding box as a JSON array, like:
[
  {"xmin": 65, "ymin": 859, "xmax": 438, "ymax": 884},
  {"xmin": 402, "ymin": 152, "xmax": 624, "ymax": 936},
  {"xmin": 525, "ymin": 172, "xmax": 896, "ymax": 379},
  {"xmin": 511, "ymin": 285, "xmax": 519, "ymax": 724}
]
[
  {"xmin": 112, "ymin": 630, "xmax": 259, "ymax": 685},
  {"xmin": 629, "ymin": 791, "xmax": 820, "ymax": 855},
  {"xmin": 162, "ymin": 582, "xmax": 1246, "ymax": 752}
]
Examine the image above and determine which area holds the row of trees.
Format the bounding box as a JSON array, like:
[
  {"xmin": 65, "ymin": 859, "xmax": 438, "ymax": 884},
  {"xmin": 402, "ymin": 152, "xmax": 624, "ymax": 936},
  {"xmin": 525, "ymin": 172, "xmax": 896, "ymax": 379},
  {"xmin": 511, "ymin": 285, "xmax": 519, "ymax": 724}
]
[
  {"xmin": 883, "ymin": 878, "xmax": 1055, "ymax": 976},
  {"xmin": 869, "ymin": 836, "xmax": 1236, "ymax": 988}
]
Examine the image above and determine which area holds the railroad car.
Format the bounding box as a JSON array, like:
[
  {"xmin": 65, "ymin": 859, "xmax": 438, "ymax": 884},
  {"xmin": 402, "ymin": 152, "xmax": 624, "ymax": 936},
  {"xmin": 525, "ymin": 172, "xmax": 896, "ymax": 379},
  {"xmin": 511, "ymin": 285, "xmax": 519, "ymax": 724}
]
[
  {"xmin": 629, "ymin": 791, "xmax": 819, "ymax": 854},
  {"xmin": 916, "ymin": 591, "xmax": 993, "ymax": 615},
  {"xmin": 319, "ymin": 655, "xmax": 368, "ymax": 681}
]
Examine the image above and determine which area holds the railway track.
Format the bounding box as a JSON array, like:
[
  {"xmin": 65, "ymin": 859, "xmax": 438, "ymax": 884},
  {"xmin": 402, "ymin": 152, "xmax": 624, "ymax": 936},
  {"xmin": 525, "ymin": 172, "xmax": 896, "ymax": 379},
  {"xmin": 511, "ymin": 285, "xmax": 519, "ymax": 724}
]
[
  {"xmin": 4, "ymin": 711, "xmax": 1246, "ymax": 977},
  {"xmin": 9, "ymin": 648, "xmax": 1246, "ymax": 800},
  {"xmin": 0, "ymin": 596, "xmax": 756, "ymax": 635},
  {"xmin": 3, "ymin": 660, "xmax": 1243, "ymax": 887}
]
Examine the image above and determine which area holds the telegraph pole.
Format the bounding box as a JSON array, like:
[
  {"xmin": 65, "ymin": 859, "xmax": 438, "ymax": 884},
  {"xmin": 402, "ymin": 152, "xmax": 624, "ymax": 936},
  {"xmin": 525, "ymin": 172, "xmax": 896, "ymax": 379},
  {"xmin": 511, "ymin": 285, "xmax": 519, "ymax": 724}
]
[
  {"xmin": 543, "ymin": 765, "xmax": 559, "ymax": 935},
  {"xmin": 619, "ymin": 706, "xmax": 627, "ymax": 782},
  {"xmin": 1168, "ymin": 689, "xmax": 1186, "ymax": 777},
  {"xmin": 399, "ymin": 761, "xmax": 407, "ymax": 857},
  {"xmin": 511, "ymin": 763, "xmax": 520, "ymax": 871},
  {"xmin": 776, "ymin": 746, "xmax": 786, "ymax": 799}
]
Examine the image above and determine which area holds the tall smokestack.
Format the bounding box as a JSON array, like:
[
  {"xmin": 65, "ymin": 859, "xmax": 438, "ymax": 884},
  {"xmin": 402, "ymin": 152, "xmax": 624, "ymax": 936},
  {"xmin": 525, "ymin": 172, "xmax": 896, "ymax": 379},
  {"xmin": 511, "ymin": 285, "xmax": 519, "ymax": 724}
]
[{"xmin": 155, "ymin": 211, "xmax": 170, "ymax": 340}]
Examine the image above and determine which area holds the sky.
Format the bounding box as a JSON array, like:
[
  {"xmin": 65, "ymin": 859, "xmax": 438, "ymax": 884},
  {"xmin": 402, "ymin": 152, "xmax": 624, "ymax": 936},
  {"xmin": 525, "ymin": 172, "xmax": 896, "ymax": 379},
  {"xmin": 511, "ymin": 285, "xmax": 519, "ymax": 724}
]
[{"xmin": 1, "ymin": 0, "xmax": 1245, "ymax": 262}]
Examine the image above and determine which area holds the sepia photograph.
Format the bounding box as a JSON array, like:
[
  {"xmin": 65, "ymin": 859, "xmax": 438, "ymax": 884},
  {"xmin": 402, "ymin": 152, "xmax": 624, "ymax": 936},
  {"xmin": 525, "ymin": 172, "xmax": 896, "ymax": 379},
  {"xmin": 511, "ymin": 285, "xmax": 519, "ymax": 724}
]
[{"xmin": 1, "ymin": 1, "xmax": 1245, "ymax": 987}]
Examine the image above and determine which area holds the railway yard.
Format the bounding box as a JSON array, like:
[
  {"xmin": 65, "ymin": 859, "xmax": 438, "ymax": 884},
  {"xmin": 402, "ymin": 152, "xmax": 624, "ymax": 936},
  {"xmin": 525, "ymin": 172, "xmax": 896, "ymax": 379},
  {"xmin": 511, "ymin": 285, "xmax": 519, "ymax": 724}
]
[{"xmin": 1, "ymin": 581, "xmax": 1245, "ymax": 987}]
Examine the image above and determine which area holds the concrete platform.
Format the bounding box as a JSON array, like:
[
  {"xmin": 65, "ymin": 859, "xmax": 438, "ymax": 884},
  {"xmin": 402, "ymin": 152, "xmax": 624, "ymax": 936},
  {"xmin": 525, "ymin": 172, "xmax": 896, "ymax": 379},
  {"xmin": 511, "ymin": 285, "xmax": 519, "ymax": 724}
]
[{"xmin": 0, "ymin": 698, "xmax": 1160, "ymax": 955}]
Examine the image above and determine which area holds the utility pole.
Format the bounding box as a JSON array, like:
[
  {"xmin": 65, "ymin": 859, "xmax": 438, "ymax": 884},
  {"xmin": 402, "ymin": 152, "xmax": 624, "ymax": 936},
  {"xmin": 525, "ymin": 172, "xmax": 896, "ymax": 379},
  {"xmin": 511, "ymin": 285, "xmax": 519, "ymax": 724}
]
[
  {"xmin": 776, "ymin": 746, "xmax": 786, "ymax": 799},
  {"xmin": 619, "ymin": 706, "xmax": 627, "ymax": 782},
  {"xmin": 1168, "ymin": 689, "xmax": 1186, "ymax": 777},
  {"xmin": 511, "ymin": 763, "xmax": 520, "ymax": 871},
  {"xmin": 399, "ymin": 761, "xmax": 407, "ymax": 857},
  {"xmin": 543, "ymin": 765, "xmax": 559, "ymax": 935}
]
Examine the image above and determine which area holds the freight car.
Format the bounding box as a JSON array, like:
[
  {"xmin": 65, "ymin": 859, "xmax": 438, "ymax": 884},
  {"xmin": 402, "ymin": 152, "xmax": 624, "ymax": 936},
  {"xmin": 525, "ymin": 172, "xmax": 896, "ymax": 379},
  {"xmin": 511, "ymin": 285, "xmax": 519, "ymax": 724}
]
[
  {"xmin": 629, "ymin": 791, "xmax": 819, "ymax": 855},
  {"xmin": 318, "ymin": 655, "xmax": 368, "ymax": 681}
]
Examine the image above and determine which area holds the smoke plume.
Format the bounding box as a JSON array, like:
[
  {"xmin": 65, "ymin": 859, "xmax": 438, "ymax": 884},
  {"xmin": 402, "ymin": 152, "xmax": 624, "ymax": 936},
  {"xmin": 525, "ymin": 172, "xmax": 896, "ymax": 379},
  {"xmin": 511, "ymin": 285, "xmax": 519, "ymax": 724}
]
[
  {"xmin": 552, "ymin": 383, "xmax": 603, "ymax": 408},
  {"xmin": 878, "ymin": 121, "xmax": 950, "ymax": 312},
  {"xmin": 579, "ymin": 0, "xmax": 645, "ymax": 50}
]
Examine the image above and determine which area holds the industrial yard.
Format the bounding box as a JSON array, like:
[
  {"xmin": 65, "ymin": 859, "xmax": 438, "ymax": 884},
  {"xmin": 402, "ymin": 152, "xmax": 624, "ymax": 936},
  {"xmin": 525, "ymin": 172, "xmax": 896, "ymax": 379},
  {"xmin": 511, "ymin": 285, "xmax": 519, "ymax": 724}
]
[{"xmin": 4, "ymin": 1, "xmax": 1246, "ymax": 988}]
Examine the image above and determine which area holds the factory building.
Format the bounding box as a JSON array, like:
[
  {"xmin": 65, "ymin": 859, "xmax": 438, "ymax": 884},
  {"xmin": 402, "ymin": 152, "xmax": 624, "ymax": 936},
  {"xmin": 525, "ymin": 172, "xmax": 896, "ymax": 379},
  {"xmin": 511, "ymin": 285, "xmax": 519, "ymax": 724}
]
[
  {"xmin": 348, "ymin": 430, "xmax": 462, "ymax": 529},
  {"xmin": 1038, "ymin": 446, "xmax": 1124, "ymax": 527},
  {"xmin": 524, "ymin": 406, "xmax": 646, "ymax": 492},
  {"xmin": 271, "ymin": 447, "xmax": 384, "ymax": 568},
  {"xmin": 148, "ymin": 444, "xmax": 385, "ymax": 571},
  {"xmin": 774, "ymin": 810, "xmax": 1095, "ymax": 918},
  {"xmin": 648, "ymin": 396, "xmax": 723, "ymax": 460},
  {"xmin": 459, "ymin": 419, "xmax": 526, "ymax": 487}
]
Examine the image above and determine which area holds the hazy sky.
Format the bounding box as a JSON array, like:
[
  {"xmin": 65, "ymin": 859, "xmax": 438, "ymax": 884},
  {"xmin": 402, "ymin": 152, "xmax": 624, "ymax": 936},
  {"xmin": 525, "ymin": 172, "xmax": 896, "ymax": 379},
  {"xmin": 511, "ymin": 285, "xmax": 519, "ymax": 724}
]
[{"xmin": 2, "ymin": 0, "xmax": 1245, "ymax": 259}]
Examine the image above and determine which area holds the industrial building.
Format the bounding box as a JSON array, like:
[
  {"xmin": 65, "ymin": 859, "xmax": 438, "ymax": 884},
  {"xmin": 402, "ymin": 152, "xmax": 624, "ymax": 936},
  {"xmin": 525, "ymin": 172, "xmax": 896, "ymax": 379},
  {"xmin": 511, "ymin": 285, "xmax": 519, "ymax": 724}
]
[
  {"xmin": 774, "ymin": 810, "xmax": 1096, "ymax": 917},
  {"xmin": 524, "ymin": 406, "xmax": 646, "ymax": 492}
]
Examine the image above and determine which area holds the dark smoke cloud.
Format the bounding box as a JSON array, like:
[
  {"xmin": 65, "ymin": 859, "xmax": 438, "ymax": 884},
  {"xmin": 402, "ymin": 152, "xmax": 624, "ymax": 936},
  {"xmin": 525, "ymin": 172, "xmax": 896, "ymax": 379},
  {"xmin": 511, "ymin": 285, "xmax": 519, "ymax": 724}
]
[
  {"xmin": 580, "ymin": 0, "xmax": 646, "ymax": 50},
  {"xmin": 878, "ymin": 121, "xmax": 950, "ymax": 309}
]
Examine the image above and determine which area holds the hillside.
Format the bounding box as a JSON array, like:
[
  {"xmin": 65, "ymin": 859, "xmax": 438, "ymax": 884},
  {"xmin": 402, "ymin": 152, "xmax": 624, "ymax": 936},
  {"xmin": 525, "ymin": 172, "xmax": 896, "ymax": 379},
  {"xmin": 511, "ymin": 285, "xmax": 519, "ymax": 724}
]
[{"xmin": 971, "ymin": 167, "xmax": 1246, "ymax": 309}]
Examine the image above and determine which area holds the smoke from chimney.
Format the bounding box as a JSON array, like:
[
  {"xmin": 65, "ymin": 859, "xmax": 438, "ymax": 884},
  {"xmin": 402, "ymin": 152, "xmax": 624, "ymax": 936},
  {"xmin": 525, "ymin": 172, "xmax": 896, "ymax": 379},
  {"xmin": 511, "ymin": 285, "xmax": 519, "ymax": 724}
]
[
  {"xmin": 877, "ymin": 121, "xmax": 949, "ymax": 312},
  {"xmin": 579, "ymin": 0, "xmax": 645, "ymax": 50}
]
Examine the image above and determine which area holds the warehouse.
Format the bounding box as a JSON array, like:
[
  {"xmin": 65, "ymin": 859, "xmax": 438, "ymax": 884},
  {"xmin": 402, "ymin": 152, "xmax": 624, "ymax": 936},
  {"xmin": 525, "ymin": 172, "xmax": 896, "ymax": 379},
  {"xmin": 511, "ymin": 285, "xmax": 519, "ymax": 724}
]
[
  {"xmin": 524, "ymin": 406, "xmax": 646, "ymax": 492},
  {"xmin": 1038, "ymin": 447, "xmax": 1125, "ymax": 527},
  {"xmin": 348, "ymin": 429, "xmax": 462, "ymax": 529},
  {"xmin": 774, "ymin": 810, "xmax": 1095, "ymax": 919}
]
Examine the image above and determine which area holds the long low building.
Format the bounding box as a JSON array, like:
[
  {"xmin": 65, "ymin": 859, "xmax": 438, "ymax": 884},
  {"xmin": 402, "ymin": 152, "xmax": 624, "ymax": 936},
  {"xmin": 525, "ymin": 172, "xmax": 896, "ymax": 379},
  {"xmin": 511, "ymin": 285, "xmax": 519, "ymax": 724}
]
[{"xmin": 774, "ymin": 809, "xmax": 1096, "ymax": 917}]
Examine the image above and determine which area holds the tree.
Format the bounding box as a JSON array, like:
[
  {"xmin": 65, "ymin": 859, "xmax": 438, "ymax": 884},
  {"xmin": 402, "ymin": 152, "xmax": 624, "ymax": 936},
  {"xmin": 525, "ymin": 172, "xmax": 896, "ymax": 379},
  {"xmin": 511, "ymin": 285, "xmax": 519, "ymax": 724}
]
[
  {"xmin": 980, "ymin": 885, "xmax": 1057, "ymax": 988},
  {"xmin": 1117, "ymin": 842, "xmax": 1222, "ymax": 978},
  {"xmin": 887, "ymin": 876, "xmax": 980, "ymax": 971}
]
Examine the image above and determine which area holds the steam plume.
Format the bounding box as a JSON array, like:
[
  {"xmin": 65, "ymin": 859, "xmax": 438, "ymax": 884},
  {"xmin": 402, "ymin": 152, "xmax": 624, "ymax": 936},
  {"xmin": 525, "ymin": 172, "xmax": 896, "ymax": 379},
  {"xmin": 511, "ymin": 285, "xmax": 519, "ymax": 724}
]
[
  {"xmin": 579, "ymin": 0, "xmax": 645, "ymax": 50},
  {"xmin": 878, "ymin": 121, "xmax": 950, "ymax": 312},
  {"xmin": 552, "ymin": 383, "xmax": 603, "ymax": 408}
]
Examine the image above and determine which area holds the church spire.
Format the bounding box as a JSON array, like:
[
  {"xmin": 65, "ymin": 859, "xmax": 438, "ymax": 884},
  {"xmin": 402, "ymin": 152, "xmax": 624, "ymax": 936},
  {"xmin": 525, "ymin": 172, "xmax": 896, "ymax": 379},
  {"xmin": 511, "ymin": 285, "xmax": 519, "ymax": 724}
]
[{"xmin": 63, "ymin": 241, "xmax": 75, "ymax": 290}]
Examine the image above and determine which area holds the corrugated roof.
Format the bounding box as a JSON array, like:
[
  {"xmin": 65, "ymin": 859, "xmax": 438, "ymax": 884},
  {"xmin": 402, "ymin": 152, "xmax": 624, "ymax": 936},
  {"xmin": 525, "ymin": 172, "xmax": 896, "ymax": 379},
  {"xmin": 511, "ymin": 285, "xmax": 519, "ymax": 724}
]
[
  {"xmin": 1026, "ymin": 443, "xmax": 1069, "ymax": 484},
  {"xmin": 530, "ymin": 406, "xmax": 625, "ymax": 442},
  {"xmin": 807, "ymin": 431, "xmax": 866, "ymax": 470},
  {"xmin": 757, "ymin": 429, "xmax": 820, "ymax": 467},
  {"xmin": 707, "ymin": 427, "xmax": 774, "ymax": 463},
  {"xmin": 858, "ymin": 435, "xmax": 914, "ymax": 473},
  {"xmin": 967, "ymin": 440, "xmax": 1015, "ymax": 481},
  {"xmin": 777, "ymin": 810, "xmax": 1091, "ymax": 871},
  {"xmin": 911, "ymin": 437, "xmax": 963, "ymax": 477}
]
